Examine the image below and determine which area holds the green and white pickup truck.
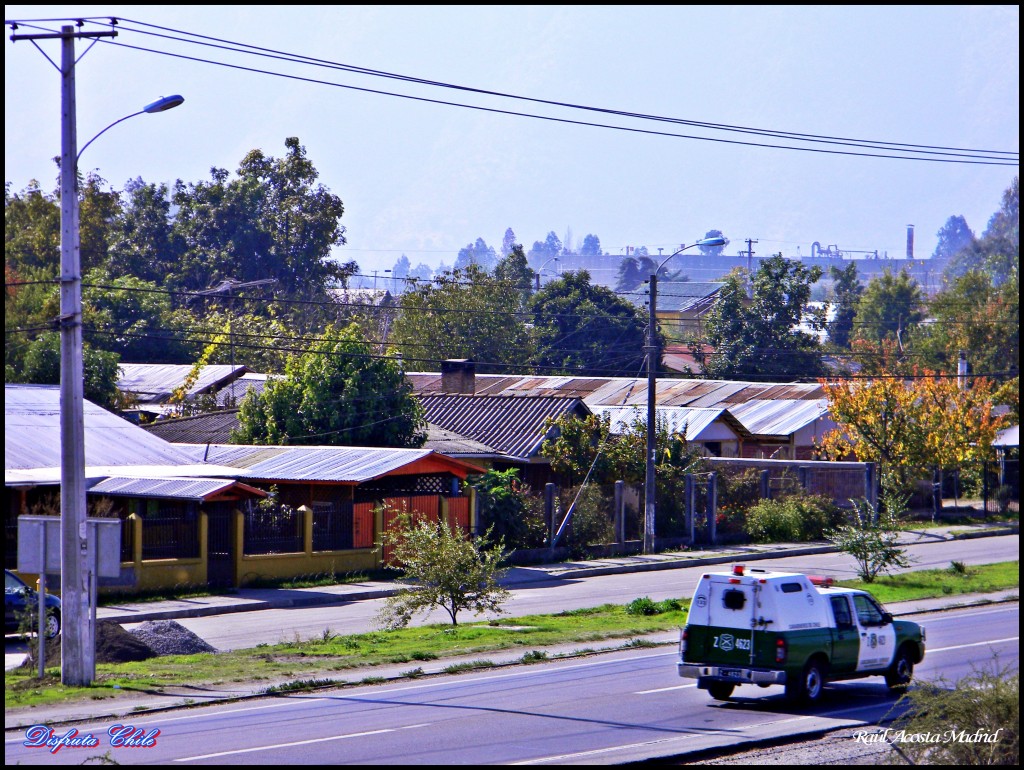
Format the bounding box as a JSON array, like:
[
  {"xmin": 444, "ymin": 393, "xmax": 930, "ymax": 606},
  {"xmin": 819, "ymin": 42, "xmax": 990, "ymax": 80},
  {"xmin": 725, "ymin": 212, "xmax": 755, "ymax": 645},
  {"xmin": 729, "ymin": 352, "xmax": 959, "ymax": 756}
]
[{"xmin": 678, "ymin": 565, "xmax": 926, "ymax": 703}]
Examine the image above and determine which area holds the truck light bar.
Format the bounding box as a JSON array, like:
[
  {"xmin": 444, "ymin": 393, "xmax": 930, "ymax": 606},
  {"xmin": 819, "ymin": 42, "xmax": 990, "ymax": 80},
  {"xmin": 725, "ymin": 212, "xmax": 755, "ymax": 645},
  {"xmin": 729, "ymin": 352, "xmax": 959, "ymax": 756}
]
[
  {"xmin": 808, "ymin": 575, "xmax": 834, "ymax": 587},
  {"xmin": 733, "ymin": 565, "xmax": 745, "ymax": 576}
]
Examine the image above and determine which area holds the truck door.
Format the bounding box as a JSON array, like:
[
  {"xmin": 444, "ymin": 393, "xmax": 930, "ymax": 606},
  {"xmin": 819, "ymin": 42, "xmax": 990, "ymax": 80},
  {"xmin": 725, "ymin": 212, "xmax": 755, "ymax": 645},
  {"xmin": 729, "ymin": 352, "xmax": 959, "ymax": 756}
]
[
  {"xmin": 828, "ymin": 595, "xmax": 859, "ymax": 674},
  {"xmin": 705, "ymin": 583, "xmax": 757, "ymax": 666},
  {"xmin": 852, "ymin": 594, "xmax": 896, "ymax": 672}
]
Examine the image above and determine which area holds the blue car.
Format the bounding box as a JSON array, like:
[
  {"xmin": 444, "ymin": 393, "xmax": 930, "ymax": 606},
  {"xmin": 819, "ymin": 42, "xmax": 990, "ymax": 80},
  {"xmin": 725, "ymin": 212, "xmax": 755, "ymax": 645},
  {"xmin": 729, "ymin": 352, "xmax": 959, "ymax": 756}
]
[{"xmin": 5, "ymin": 569, "xmax": 61, "ymax": 639}]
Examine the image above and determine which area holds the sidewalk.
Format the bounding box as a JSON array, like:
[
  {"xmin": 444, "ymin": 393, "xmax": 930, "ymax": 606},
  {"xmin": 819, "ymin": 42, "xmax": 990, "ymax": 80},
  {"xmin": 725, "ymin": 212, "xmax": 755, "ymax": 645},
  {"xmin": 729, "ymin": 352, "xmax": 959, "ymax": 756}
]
[
  {"xmin": 3, "ymin": 522, "xmax": 1017, "ymax": 731},
  {"xmin": 94, "ymin": 521, "xmax": 1018, "ymax": 625}
]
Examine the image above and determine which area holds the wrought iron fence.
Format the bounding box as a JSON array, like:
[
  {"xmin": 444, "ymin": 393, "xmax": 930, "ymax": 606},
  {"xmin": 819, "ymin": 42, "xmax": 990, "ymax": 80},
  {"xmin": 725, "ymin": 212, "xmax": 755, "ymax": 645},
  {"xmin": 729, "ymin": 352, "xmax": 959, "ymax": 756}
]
[
  {"xmin": 312, "ymin": 503, "xmax": 354, "ymax": 552},
  {"xmin": 141, "ymin": 516, "xmax": 199, "ymax": 560},
  {"xmin": 244, "ymin": 505, "xmax": 303, "ymax": 555}
]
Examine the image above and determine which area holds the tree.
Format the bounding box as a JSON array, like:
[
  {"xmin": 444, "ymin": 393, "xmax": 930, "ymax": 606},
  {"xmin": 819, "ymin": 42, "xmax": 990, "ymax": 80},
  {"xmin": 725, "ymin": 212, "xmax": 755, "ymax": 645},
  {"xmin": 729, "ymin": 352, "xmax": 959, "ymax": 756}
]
[
  {"xmin": 910, "ymin": 268, "xmax": 1019, "ymax": 377},
  {"xmin": 692, "ymin": 255, "xmax": 826, "ymax": 380},
  {"xmin": 932, "ymin": 214, "xmax": 975, "ymax": 261},
  {"xmin": 579, "ymin": 234, "xmax": 603, "ymax": 257},
  {"xmin": 232, "ymin": 323, "xmax": 425, "ymax": 447},
  {"xmin": 106, "ymin": 178, "xmax": 183, "ymax": 285},
  {"xmin": 614, "ymin": 255, "xmax": 656, "ymax": 292},
  {"xmin": 527, "ymin": 231, "xmax": 562, "ymax": 268},
  {"xmin": 389, "ymin": 263, "xmax": 532, "ymax": 373},
  {"xmin": 698, "ymin": 230, "xmax": 729, "ymax": 257},
  {"xmin": 376, "ymin": 509, "xmax": 510, "ymax": 628},
  {"xmin": 391, "ymin": 254, "xmax": 411, "ymax": 281},
  {"xmin": 827, "ymin": 262, "xmax": 863, "ymax": 349},
  {"xmin": 171, "ymin": 137, "xmax": 348, "ymax": 296},
  {"xmin": 13, "ymin": 332, "xmax": 121, "ymax": 411},
  {"xmin": 852, "ymin": 268, "xmax": 924, "ymax": 347},
  {"xmin": 945, "ymin": 177, "xmax": 1018, "ymax": 286},
  {"xmin": 501, "ymin": 227, "xmax": 517, "ymax": 258},
  {"xmin": 827, "ymin": 498, "xmax": 911, "ymax": 583},
  {"xmin": 469, "ymin": 468, "xmax": 546, "ymax": 549},
  {"xmin": 529, "ymin": 270, "xmax": 647, "ymax": 376},
  {"xmin": 492, "ymin": 244, "xmax": 535, "ymax": 309},
  {"xmin": 454, "ymin": 237, "xmax": 497, "ymax": 273}
]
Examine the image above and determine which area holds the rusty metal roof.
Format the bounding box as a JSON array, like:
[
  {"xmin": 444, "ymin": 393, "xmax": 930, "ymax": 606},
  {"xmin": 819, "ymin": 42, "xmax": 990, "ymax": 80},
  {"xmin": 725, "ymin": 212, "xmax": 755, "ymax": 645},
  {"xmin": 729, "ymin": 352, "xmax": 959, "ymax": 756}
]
[
  {"xmin": 419, "ymin": 394, "xmax": 589, "ymax": 460},
  {"xmin": 117, "ymin": 363, "xmax": 248, "ymax": 403},
  {"xmin": 591, "ymin": 405, "xmax": 740, "ymax": 441},
  {"xmin": 174, "ymin": 444, "xmax": 477, "ymax": 483}
]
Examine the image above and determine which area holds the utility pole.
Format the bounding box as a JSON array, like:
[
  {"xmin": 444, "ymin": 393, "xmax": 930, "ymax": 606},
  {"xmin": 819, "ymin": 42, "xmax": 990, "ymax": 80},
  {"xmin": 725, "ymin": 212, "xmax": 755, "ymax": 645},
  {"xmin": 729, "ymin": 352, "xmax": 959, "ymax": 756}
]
[
  {"xmin": 744, "ymin": 238, "xmax": 758, "ymax": 298},
  {"xmin": 10, "ymin": 21, "xmax": 117, "ymax": 686}
]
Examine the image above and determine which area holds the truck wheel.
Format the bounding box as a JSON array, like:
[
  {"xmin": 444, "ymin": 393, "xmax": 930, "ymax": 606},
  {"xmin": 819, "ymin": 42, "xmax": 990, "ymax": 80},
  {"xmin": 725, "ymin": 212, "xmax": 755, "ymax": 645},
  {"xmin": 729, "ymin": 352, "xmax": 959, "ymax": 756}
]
[
  {"xmin": 708, "ymin": 682, "xmax": 735, "ymax": 701},
  {"xmin": 886, "ymin": 648, "xmax": 914, "ymax": 691},
  {"xmin": 786, "ymin": 659, "xmax": 825, "ymax": 704}
]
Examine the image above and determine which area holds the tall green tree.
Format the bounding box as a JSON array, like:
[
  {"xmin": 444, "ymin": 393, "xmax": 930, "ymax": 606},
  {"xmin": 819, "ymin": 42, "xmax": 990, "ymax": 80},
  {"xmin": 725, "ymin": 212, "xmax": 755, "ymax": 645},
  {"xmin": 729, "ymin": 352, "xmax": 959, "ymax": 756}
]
[
  {"xmin": 171, "ymin": 137, "xmax": 348, "ymax": 296},
  {"xmin": 853, "ymin": 268, "xmax": 925, "ymax": 346},
  {"xmin": 11, "ymin": 332, "xmax": 121, "ymax": 411},
  {"xmin": 454, "ymin": 237, "xmax": 497, "ymax": 272},
  {"xmin": 945, "ymin": 177, "xmax": 1018, "ymax": 286},
  {"xmin": 529, "ymin": 270, "xmax": 647, "ymax": 376},
  {"xmin": 388, "ymin": 263, "xmax": 532, "ymax": 373},
  {"xmin": 106, "ymin": 178, "xmax": 183, "ymax": 285},
  {"xmin": 931, "ymin": 214, "xmax": 975, "ymax": 261},
  {"xmin": 493, "ymin": 244, "xmax": 535, "ymax": 309},
  {"xmin": 232, "ymin": 323, "xmax": 424, "ymax": 446},
  {"xmin": 692, "ymin": 255, "xmax": 826, "ymax": 380},
  {"xmin": 827, "ymin": 262, "xmax": 863, "ymax": 349}
]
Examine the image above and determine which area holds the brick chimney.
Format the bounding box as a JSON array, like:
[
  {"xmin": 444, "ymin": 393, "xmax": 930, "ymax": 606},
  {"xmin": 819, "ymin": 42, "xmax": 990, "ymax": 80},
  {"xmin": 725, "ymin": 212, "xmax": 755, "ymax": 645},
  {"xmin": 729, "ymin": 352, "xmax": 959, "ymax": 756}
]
[{"xmin": 441, "ymin": 359, "xmax": 476, "ymax": 394}]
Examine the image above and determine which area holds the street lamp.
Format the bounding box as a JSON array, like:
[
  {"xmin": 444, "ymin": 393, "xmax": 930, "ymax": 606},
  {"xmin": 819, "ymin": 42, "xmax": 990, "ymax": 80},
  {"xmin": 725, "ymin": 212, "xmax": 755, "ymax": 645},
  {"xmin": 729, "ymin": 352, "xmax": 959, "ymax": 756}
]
[
  {"xmin": 643, "ymin": 236, "xmax": 726, "ymax": 554},
  {"xmin": 535, "ymin": 257, "xmax": 559, "ymax": 290}
]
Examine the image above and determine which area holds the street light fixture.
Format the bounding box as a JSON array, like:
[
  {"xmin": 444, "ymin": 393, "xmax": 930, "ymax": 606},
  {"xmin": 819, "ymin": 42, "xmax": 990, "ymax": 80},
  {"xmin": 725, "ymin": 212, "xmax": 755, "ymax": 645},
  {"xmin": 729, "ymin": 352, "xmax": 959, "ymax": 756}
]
[
  {"xmin": 643, "ymin": 236, "xmax": 726, "ymax": 554},
  {"xmin": 535, "ymin": 257, "xmax": 559, "ymax": 290}
]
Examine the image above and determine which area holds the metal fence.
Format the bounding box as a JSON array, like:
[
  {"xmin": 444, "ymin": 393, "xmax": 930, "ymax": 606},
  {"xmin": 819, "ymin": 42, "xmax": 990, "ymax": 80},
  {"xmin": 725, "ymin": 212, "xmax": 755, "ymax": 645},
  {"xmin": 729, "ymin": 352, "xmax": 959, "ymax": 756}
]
[
  {"xmin": 312, "ymin": 503, "xmax": 354, "ymax": 552},
  {"xmin": 141, "ymin": 516, "xmax": 199, "ymax": 560},
  {"xmin": 244, "ymin": 506, "xmax": 303, "ymax": 555}
]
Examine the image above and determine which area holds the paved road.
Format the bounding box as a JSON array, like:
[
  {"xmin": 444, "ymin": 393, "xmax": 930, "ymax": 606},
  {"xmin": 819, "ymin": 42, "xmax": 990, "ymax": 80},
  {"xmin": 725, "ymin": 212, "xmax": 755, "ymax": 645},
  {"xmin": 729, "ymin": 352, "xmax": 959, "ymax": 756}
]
[
  {"xmin": 124, "ymin": 535, "xmax": 1019, "ymax": 651},
  {"xmin": 4, "ymin": 604, "xmax": 1018, "ymax": 765}
]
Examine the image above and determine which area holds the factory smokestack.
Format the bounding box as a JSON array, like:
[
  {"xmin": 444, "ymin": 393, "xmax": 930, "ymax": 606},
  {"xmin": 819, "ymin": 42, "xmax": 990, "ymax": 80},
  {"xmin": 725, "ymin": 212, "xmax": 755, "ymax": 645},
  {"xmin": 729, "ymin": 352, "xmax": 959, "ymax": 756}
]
[{"xmin": 906, "ymin": 225, "xmax": 915, "ymax": 259}]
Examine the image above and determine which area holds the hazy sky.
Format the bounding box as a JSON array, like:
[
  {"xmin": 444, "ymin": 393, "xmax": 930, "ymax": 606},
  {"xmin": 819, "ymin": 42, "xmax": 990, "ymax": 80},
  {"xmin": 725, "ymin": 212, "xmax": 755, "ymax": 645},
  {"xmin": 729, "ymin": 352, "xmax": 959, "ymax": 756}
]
[{"xmin": 4, "ymin": 6, "xmax": 1019, "ymax": 277}]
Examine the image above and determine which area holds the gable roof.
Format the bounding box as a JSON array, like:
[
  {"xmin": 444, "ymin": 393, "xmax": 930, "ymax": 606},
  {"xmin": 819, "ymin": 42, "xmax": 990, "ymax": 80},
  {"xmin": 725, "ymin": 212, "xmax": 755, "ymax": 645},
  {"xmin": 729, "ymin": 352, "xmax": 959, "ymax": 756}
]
[
  {"xmin": 419, "ymin": 393, "xmax": 590, "ymax": 461},
  {"xmin": 117, "ymin": 363, "xmax": 248, "ymax": 404},
  {"xmin": 143, "ymin": 409, "xmax": 241, "ymax": 444},
  {"xmin": 5, "ymin": 384, "xmax": 199, "ymax": 474}
]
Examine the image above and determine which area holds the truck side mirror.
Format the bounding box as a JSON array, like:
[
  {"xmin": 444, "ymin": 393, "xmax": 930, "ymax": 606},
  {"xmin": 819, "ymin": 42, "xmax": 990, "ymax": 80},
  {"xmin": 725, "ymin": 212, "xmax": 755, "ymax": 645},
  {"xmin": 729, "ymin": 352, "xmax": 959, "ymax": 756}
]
[{"xmin": 882, "ymin": 612, "xmax": 893, "ymax": 625}]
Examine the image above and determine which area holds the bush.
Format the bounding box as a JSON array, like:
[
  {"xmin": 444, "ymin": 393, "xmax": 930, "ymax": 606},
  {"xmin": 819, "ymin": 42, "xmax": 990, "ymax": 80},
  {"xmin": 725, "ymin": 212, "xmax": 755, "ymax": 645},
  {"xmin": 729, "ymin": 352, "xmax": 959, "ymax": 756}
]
[
  {"xmin": 886, "ymin": 662, "xmax": 1018, "ymax": 765},
  {"xmin": 826, "ymin": 498, "xmax": 912, "ymax": 582},
  {"xmin": 794, "ymin": 494, "xmax": 846, "ymax": 540},
  {"xmin": 561, "ymin": 484, "xmax": 614, "ymax": 557},
  {"xmin": 745, "ymin": 499, "xmax": 802, "ymax": 543},
  {"xmin": 625, "ymin": 597, "xmax": 659, "ymax": 616}
]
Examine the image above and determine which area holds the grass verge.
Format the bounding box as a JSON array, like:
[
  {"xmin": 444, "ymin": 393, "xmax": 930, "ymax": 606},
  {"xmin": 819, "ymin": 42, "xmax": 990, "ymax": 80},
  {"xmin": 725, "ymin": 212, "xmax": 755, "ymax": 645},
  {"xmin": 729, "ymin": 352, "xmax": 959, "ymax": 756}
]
[{"xmin": 7, "ymin": 561, "xmax": 1018, "ymax": 711}]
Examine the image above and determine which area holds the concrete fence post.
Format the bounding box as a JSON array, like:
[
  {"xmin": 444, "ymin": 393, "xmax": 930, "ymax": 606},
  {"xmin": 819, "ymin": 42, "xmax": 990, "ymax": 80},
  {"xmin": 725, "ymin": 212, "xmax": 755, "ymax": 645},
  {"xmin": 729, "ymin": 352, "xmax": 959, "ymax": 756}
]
[{"xmin": 613, "ymin": 480, "xmax": 625, "ymax": 544}]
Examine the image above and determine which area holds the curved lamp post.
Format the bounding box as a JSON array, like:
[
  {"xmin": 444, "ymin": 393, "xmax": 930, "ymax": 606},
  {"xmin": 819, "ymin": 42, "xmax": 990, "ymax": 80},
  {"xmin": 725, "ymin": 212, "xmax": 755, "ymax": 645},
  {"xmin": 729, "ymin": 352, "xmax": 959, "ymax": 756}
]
[
  {"xmin": 535, "ymin": 257, "xmax": 559, "ymax": 290},
  {"xmin": 56, "ymin": 31, "xmax": 184, "ymax": 684},
  {"xmin": 644, "ymin": 236, "xmax": 726, "ymax": 554}
]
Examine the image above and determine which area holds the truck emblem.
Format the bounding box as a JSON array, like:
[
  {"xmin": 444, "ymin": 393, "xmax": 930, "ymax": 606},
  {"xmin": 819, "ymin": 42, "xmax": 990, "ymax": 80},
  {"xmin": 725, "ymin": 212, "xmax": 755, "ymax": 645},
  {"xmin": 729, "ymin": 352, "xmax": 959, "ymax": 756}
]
[
  {"xmin": 696, "ymin": 596, "xmax": 707, "ymax": 608},
  {"xmin": 719, "ymin": 634, "xmax": 735, "ymax": 651}
]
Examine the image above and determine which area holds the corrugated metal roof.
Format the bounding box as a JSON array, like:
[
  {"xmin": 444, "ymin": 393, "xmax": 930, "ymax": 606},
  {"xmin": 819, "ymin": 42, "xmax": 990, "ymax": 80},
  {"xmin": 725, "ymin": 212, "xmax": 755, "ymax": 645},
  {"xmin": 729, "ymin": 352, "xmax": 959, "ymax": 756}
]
[
  {"xmin": 117, "ymin": 363, "xmax": 248, "ymax": 403},
  {"xmin": 173, "ymin": 444, "xmax": 467, "ymax": 483},
  {"xmin": 419, "ymin": 394, "xmax": 588, "ymax": 460},
  {"xmin": 88, "ymin": 476, "xmax": 253, "ymax": 501},
  {"xmin": 591, "ymin": 405, "xmax": 733, "ymax": 440},
  {"xmin": 423, "ymin": 424, "xmax": 508, "ymax": 459},
  {"xmin": 727, "ymin": 399, "xmax": 831, "ymax": 437},
  {"xmin": 993, "ymin": 424, "xmax": 1019, "ymax": 448},
  {"xmin": 144, "ymin": 410, "xmax": 241, "ymax": 444},
  {"xmin": 5, "ymin": 384, "xmax": 199, "ymax": 472}
]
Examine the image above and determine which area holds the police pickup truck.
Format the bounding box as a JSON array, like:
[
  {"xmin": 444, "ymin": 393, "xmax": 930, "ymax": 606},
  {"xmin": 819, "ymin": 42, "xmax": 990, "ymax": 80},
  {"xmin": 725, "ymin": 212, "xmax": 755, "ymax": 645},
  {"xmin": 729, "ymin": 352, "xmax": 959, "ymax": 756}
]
[{"xmin": 678, "ymin": 565, "xmax": 926, "ymax": 703}]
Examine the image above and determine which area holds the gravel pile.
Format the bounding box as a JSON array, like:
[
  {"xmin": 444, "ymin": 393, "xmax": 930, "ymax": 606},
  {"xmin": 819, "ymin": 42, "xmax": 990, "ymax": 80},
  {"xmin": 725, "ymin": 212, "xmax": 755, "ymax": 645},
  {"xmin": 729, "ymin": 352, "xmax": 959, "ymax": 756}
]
[{"xmin": 129, "ymin": 620, "xmax": 218, "ymax": 656}]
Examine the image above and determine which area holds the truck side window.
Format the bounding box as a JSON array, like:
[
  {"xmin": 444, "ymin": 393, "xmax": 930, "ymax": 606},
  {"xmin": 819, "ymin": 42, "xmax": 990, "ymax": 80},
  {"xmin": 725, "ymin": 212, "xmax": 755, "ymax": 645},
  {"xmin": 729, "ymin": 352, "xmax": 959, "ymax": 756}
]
[
  {"xmin": 830, "ymin": 596, "xmax": 854, "ymax": 629},
  {"xmin": 722, "ymin": 589, "xmax": 746, "ymax": 610},
  {"xmin": 853, "ymin": 594, "xmax": 885, "ymax": 626}
]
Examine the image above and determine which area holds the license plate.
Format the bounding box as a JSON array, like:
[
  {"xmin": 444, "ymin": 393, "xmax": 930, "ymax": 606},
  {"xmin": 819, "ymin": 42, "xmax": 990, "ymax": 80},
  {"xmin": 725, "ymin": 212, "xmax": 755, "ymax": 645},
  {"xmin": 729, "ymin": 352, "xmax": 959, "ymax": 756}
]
[{"xmin": 720, "ymin": 669, "xmax": 743, "ymax": 678}]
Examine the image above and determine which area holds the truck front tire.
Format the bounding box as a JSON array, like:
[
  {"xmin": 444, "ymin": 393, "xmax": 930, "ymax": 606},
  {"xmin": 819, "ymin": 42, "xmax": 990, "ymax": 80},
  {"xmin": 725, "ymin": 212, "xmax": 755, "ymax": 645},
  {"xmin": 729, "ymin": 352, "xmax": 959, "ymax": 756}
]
[{"xmin": 886, "ymin": 648, "xmax": 914, "ymax": 691}]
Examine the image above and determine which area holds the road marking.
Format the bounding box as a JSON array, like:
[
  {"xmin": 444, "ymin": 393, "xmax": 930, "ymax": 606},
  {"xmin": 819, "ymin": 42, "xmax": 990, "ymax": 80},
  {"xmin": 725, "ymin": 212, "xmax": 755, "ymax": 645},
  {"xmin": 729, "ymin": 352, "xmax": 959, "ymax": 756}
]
[
  {"xmin": 173, "ymin": 722, "xmax": 428, "ymax": 762},
  {"xmin": 927, "ymin": 636, "xmax": 1018, "ymax": 654},
  {"xmin": 635, "ymin": 683, "xmax": 698, "ymax": 694}
]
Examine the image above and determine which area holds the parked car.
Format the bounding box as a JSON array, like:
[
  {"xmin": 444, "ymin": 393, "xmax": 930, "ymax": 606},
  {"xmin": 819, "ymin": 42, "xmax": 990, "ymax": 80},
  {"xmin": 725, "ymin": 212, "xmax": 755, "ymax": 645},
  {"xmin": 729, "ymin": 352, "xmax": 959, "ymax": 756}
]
[{"xmin": 4, "ymin": 569, "xmax": 62, "ymax": 639}]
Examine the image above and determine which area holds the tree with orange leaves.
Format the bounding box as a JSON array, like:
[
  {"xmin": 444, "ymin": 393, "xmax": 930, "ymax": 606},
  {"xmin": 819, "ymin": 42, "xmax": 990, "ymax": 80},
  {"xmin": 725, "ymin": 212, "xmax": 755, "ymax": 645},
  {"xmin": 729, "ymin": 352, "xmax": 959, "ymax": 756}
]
[{"xmin": 818, "ymin": 340, "xmax": 1007, "ymax": 502}]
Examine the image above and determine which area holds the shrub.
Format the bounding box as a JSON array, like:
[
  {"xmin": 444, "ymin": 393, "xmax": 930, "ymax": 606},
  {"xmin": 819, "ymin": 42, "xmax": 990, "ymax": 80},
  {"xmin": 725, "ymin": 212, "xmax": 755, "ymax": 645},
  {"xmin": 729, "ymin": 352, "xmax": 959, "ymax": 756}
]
[
  {"xmin": 745, "ymin": 499, "xmax": 802, "ymax": 543},
  {"xmin": 886, "ymin": 662, "xmax": 1018, "ymax": 765},
  {"xmin": 625, "ymin": 596, "xmax": 659, "ymax": 616},
  {"xmin": 561, "ymin": 484, "xmax": 614, "ymax": 557},
  {"xmin": 826, "ymin": 498, "xmax": 912, "ymax": 582},
  {"xmin": 794, "ymin": 494, "xmax": 846, "ymax": 540}
]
